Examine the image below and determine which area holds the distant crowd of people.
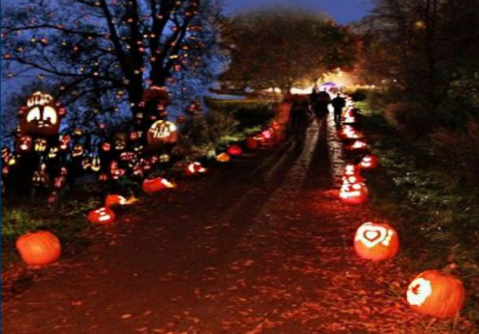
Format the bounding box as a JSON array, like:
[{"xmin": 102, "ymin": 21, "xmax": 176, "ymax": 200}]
[{"xmin": 286, "ymin": 86, "xmax": 347, "ymax": 147}]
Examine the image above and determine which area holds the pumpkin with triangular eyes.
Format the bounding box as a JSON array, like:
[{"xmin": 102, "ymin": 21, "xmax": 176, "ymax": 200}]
[{"xmin": 18, "ymin": 91, "xmax": 66, "ymax": 137}]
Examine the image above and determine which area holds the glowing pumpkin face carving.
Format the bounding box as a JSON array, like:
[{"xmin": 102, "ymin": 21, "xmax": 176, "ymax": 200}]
[
  {"xmin": 19, "ymin": 91, "xmax": 66, "ymax": 137},
  {"xmin": 360, "ymin": 155, "xmax": 378, "ymax": 170},
  {"xmin": 407, "ymin": 270, "xmax": 466, "ymax": 319},
  {"xmin": 339, "ymin": 182, "xmax": 368, "ymax": 205},
  {"xmin": 354, "ymin": 222, "xmax": 399, "ymax": 261},
  {"xmin": 142, "ymin": 177, "xmax": 176, "ymax": 194},
  {"xmin": 17, "ymin": 136, "xmax": 33, "ymax": 152},
  {"xmin": 147, "ymin": 120, "xmax": 178, "ymax": 146},
  {"xmin": 185, "ymin": 162, "xmax": 207, "ymax": 176},
  {"xmin": 88, "ymin": 207, "xmax": 116, "ymax": 224}
]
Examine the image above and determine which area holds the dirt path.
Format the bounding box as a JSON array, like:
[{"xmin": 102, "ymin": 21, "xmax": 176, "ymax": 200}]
[{"xmin": 1, "ymin": 116, "xmax": 476, "ymax": 334}]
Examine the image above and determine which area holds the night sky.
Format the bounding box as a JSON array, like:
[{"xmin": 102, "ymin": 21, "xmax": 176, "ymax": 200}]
[{"xmin": 223, "ymin": 0, "xmax": 373, "ymax": 24}]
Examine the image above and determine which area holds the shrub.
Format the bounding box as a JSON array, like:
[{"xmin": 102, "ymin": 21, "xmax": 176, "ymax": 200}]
[{"xmin": 384, "ymin": 102, "xmax": 433, "ymax": 137}]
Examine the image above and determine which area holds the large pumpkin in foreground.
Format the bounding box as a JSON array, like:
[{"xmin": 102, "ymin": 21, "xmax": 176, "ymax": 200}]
[
  {"xmin": 354, "ymin": 222, "xmax": 399, "ymax": 261},
  {"xmin": 407, "ymin": 270, "xmax": 466, "ymax": 319},
  {"xmin": 16, "ymin": 231, "xmax": 61, "ymax": 266}
]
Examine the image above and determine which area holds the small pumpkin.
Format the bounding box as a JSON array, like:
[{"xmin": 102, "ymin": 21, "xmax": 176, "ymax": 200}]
[
  {"xmin": 354, "ymin": 222, "xmax": 399, "ymax": 261},
  {"xmin": 142, "ymin": 177, "xmax": 176, "ymax": 194},
  {"xmin": 16, "ymin": 231, "xmax": 61, "ymax": 266},
  {"xmin": 227, "ymin": 145, "xmax": 243, "ymax": 156},
  {"xmin": 246, "ymin": 137, "xmax": 260, "ymax": 150},
  {"xmin": 88, "ymin": 207, "xmax": 116, "ymax": 224},
  {"xmin": 216, "ymin": 153, "xmax": 231, "ymax": 163},
  {"xmin": 105, "ymin": 194, "xmax": 127, "ymax": 208},
  {"xmin": 360, "ymin": 155, "xmax": 379, "ymax": 170},
  {"xmin": 345, "ymin": 140, "xmax": 368, "ymax": 151},
  {"xmin": 185, "ymin": 162, "xmax": 207, "ymax": 176},
  {"xmin": 407, "ymin": 270, "xmax": 466, "ymax": 319},
  {"xmin": 339, "ymin": 182, "xmax": 368, "ymax": 205}
]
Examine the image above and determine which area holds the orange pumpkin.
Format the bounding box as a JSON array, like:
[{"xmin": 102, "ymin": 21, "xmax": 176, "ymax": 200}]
[
  {"xmin": 105, "ymin": 194, "xmax": 127, "ymax": 208},
  {"xmin": 407, "ymin": 270, "xmax": 466, "ymax": 319},
  {"xmin": 185, "ymin": 162, "xmax": 207, "ymax": 176},
  {"xmin": 360, "ymin": 155, "xmax": 379, "ymax": 170},
  {"xmin": 246, "ymin": 136, "xmax": 261, "ymax": 150},
  {"xmin": 88, "ymin": 207, "xmax": 115, "ymax": 224},
  {"xmin": 339, "ymin": 182, "xmax": 368, "ymax": 205},
  {"xmin": 142, "ymin": 177, "xmax": 176, "ymax": 193},
  {"xmin": 227, "ymin": 145, "xmax": 243, "ymax": 156},
  {"xmin": 16, "ymin": 231, "xmax": 61, "ymax": 266},
  {"xmin": 216, "ymin": 153, "xmax": 231, "ymax": 162},
  {"xmin": 354, "ymin": 222, "xmax": 399, "ymax": 261},
  {"xmin": 345, "ymin": 140, "xmax": 368, "ymax": 151}
]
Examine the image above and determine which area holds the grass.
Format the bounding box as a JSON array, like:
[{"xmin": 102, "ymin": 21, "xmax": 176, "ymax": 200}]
[{"xmin": 357, "ymin": 100, "xmax": 479, "ymax": 325}]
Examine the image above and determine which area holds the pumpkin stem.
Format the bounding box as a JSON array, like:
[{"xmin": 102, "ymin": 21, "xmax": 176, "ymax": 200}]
[{"xmin": 442, "ymin": 263, "xmax": 458, "ymax": 274}]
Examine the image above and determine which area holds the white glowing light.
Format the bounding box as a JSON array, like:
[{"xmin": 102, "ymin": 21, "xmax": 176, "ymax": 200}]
[
  {"xmin": 355, "ymin": 223, "xmax": 394, "ymax": 248},
  {"xmin": 407, "ymin": 278, "xmax": 432, "ymax": 306}
]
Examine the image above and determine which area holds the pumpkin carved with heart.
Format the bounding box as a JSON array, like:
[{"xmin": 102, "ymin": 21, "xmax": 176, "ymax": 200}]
[
  {"xmin": 354, "ymin": 222, "xmax": 399, "ymax": 261},
  {"xmin": 407, "ymin": 270, "xmax": 466, "ymax": 319}
]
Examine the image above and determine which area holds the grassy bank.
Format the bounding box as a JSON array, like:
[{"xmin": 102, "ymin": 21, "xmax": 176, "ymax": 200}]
[{"xmin": 356, "ymin": 101, "xmax": 479, "ymax": 324}]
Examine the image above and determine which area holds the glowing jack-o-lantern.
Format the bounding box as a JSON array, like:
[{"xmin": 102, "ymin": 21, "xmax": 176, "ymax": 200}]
[
  {"xmin": 16, "ymin": 231, "xmax": 61, "ymax": 267},
  {"xmin": 18, "ymin": 91, "xmax": 66, "ymax": 137},
  {"xmin": 105, "ymin": 194, "xmax": 127, "ymax": 207},
  {"xmin": 227, "ymin": 145, "xmax": 243, "ymax": 156},
  {"xmin": 407, "ymin": 270, "xmax": 466, "ymax": 319},
  {"xmin": 360, "ymin": 155, "xmax": 378, "ymax": 170},
  {"xmin": 345, "ymin": 140, "xmax": 368, "ymax": 151},
  {"xmin": 59, "ymin": 134, "xmax": 71, "ymax": 151},
  {"xmin": 147, "ymin": 120, "xmax": 178, "ymax": 146},
  {"xmin": 246, "ymin": 136, "xmax": 261, "ymax": 150},
  {"xmin": 34, "ymin": 138, "xmax": 48, "ymax": 153},
  {"xmin": 142, "ymin": 177, "xmax": 176, "ymax": 194},
  {"xmin": 354, "ymin": 222, "xmax": 399, "ymax": 261},
  {"xmin": 88, "ymin": 207, "xmax": 116, "ymax": 224},
  {"xmin": 185, "ymin": 162, "xmax": 207, "ymax": 176},
  {"xmin": 17, "ymin": 136, "xmax": 33, "ymax": 152},
  {"xmin": 216, "ymin": 153, "xmax": 231, "ymax": 163},
  {"xmin": 339, "ymin": 182, "xmax": 368, "ymax": 205}
]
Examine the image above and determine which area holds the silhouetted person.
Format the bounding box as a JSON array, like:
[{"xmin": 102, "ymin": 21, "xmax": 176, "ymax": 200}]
[
  {"xmin": 313, "ymin": 90, "xmax": 331, "ymax": 123},
  {"xmin": 332, "ymin": 93, "xmax": 346, "ymax": 126},
  {"xmin": 288, "ymin": 101, "xmax": 310, "ymax": 147}
]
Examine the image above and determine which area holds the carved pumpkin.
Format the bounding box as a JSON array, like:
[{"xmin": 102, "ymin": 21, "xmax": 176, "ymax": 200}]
[
  {"xmin": 345, "ymin": 140, "xmax": 368, "ymax": 151},
  {"xmin": 88, "ymin": 207, "xmax": 115, "ymax": 224},
  {"xmin": 147, "ymin": 120, "xmax": 178, "ymax": 146},
  {"xmin": 216, "ymin": 153, "xmax": 230, "ymax": 163},
  {"xmin": 227, "ymin": 145, "xmax": 243, "ymax": 156},
  {"xmin": 407, "ymin": 270, "xmax": 466, "ymax": 319},
  {"xmin": 354, "ymin": 222, "xmax": 399, "ymax": 261},
  {"xmin": 18, "ymin": 91, "xmax": 66, "ymax": 137},
  {"xmin": 34, "ymin": 138, "xmax": 47, "ymax": 153},
  {"xmin": 59, "ymin": 134, "xmax": 71, "ymax": 151},
  {"xmin": 246, "ymin": 137, "xmax": 260, "ymax": 150},
  {"xmin": 185, "ymin": 162, "xmax": 207, "ymax": 176},
  {"xmin": 105, "ymin": 194, "xmax": 127, "ymax": 207},
  {"xmin": 16, "ymin": 231, "xmax": 61, "ymax": 266},
  {"xmin": 339, "ymin": 182, "xmax": 368, "ymax": 205},
  {"xmin": 360, "ymin": 155, "xmax": 379, "ymax": 170},
  {"xmin": 142, "ymin": 177, "xmax": 176, "ymax": 194},
  {"xmin": 17, "ymin": 136, "xmax": 32, "ymax": 152}
]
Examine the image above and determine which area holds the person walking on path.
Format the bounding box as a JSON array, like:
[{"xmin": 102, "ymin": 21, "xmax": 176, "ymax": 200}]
[
  {"xmin": 332, "ymin": 93, "xmax": 346, "ymax": 127},
  {"xmin": 312, "ymin": 90, "xmax": 331, "ymax": 125}
]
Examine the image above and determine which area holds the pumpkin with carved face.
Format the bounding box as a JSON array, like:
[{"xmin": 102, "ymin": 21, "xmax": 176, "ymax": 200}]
[
  {"xmin": 339, "ymin": 182, "xmax": 368, "ymax": 205},
  {"xmin": 354, "ymin": 222, "xmax": 399, "ymax": 261},
  {"xmin": 17, "ymin": 136, "xmax": 33, "ymax": 153},
  {"xmin": 19, "ymin": 91, "xmax": 66, "ymax": 137},
  {"xmin": 147, "ymin": 120, "xmax": 178, "ymax": 147},
  {"xmin": 34, "ymin": 138, "xmax": 48, "ymax": 153},
  {"xmin": 88, "ymin": 207, "xmax": 116, "ymax": 224},
  {"xmin": 407, "ymin": 270, "xmax": 466, "ymax": 319}
]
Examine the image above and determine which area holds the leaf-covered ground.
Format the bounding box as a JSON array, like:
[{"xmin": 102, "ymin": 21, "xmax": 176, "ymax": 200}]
[{"xmin": 1, "ymin": 117, "xmax": 477, "ymax": 334}]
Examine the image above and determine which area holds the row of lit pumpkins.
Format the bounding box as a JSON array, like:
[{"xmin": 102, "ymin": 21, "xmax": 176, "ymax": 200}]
[
  {"xmin": 15, "ymin": 124, "xmax": 282, "ymax": 262},
  {"xmin": 336, "ymin": 105, "xmax": 466, "ymax": 320}
]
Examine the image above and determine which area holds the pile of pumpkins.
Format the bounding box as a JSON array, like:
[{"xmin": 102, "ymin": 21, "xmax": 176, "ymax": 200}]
[{"xmin": 337, "ymin": 99, "xmax": 466, "ymax": 321}]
